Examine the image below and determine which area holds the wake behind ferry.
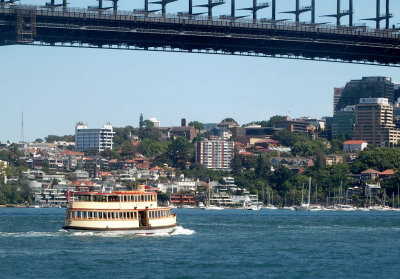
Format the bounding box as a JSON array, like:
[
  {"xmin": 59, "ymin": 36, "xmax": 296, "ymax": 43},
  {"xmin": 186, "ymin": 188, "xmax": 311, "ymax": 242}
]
[{"xmin": 62, "ymin": 185, "xmax": 178, "ymax": 234}]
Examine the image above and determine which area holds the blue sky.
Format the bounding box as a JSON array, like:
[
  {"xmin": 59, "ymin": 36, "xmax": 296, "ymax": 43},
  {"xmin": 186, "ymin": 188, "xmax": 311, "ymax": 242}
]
[{"xmin": 0, "ymin": 0, "xmax": 399, "ymax": 142}]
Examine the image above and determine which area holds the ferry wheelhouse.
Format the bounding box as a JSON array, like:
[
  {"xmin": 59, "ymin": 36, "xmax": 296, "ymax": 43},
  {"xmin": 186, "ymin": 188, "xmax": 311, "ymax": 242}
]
[{"xmin": 62, "ymin": 185, "xmax": 177, "ymax": 234}]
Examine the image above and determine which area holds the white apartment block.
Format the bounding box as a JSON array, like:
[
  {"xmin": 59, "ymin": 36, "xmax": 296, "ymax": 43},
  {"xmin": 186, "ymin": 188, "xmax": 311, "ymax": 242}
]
[
  {"xmin": 75, "ymin": 122, "xmax": 114, "ymax": 152},
  {"xmin": 195, "ymin": 138, "xmax": 235, "ymax": 170}
]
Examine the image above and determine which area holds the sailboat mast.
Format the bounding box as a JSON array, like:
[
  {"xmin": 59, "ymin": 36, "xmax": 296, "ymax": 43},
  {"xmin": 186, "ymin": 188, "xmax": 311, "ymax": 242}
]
[
  {"xmin": 307, "ymin": 177, "xmax": 311, "ymax": 205},
  {"xmin": 301, "ymin": 183, "xmax": 304, "ymax": 204},
  {"xmin": 315, "ymin": 183, "xmax": 318, "ymax": 205},
  {"xmin": 398, "ymin": 185, "xmax": 400, "ymax": 208}
]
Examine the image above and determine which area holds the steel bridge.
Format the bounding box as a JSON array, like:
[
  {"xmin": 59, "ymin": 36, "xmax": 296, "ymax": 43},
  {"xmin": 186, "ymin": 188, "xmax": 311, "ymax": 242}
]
[{"xmin": 0, "ymin": 0, "xmax": 400, "ymax": 66}]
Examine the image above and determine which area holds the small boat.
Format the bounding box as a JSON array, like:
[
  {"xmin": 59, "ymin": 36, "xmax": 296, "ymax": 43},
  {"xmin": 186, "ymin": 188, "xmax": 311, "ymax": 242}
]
[
  {"xmin": 334, "ymin": 204, "xmax": 356, "ymax": 211},
  {"xmin": 247, "ymin": 202, "xmax": 263, "ymax": 211},
  {"xmin": 281, "ymin": 206, "xmax": 296, "ymax": 211},
  {"xmin": 204, "ymin": 205, "xmax": 224, "ymax": 210},
  {"xmin": 263, "ymin": 204, "xmax": 278, "ymax": 210}
]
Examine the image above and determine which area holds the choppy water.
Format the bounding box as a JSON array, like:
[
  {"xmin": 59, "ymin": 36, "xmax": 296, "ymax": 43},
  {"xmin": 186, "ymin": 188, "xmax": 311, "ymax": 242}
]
[{"xmin": 1, "ymin": 208, "xmax": 400, "ymax": 279}]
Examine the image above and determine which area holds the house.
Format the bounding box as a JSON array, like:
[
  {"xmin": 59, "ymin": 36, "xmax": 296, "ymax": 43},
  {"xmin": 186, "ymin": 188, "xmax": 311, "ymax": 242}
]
[
  {"xmin": 324, "ymin": 155, "xmax": 344, "ymax": 166},
  {"xmin": 343, "ymin": 140, "xmax": 368, "ymax": 152},
  {"xmin": 379, "ymin": 169, "xmax": 395, "ymax": 180},
  {"xmin": 361, "ymin": 169, "xmax": 380, "ymax": 182}
]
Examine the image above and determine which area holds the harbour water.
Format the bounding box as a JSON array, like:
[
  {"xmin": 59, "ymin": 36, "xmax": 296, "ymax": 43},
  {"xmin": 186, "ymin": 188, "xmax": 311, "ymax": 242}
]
[{"xmin": 1, "ymin": 208, "xmax": 400, "ymax": 278}]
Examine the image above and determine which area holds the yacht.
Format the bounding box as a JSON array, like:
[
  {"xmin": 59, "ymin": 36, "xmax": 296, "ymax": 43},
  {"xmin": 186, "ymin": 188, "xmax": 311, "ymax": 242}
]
[
  {"xmin": 262, "ymin": 204, "xmax": 278, "ymax": 210},
  {"xmin": 204, "ymin": 205, "xmax": 224, "ymax": 210},
  {"xmin": 334, "ymin": 204, "xmax": 356, "ymax": 211},
  {"xmin": 62, "ymin": 185, "xmax": 178, "ymax": 234}
]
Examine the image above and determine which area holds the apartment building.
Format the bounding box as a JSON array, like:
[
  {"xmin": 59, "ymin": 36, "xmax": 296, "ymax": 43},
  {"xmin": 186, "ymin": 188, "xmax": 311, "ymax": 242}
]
[
  {"xmin": 195, "ymin": 137, "xmax": 235, "ymax": 170},
  {"xmin": 353, "ymin": 98, "xmax": 400, "ymax": 146},
  {"xmin": 75, "ymin": 122, "xmax": 114, "ymax": 152}
]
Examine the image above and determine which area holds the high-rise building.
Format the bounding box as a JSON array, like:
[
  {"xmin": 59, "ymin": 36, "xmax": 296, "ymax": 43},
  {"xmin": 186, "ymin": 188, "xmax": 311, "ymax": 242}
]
[
  {"xmin": 353, "ymin": 98, "xmax": 400, "ymax": 147},
  {"xmin": 195, "ymin": 138, "xmax": 234, "ymax": 170},
  {"xmin": 333, "ymin": 88, "xmax": 343, "ymax": 114},
  {"xmin": 332, "ymin": 106, "xmax": 355, "ymax": 138},
  {"xmin": 335, "ymin": 77, "xmax": 395, "ymax": 112},
  {"xmin": 75, "ymin": 122, "xmax": 114, "ymax": 152}
]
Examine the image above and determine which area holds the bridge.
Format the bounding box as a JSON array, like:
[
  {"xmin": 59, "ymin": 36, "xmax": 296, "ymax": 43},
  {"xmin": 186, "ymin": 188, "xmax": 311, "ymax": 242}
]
[{"xmin": 0, "ymin": 0, "xmax": 400, "ymax": 66}]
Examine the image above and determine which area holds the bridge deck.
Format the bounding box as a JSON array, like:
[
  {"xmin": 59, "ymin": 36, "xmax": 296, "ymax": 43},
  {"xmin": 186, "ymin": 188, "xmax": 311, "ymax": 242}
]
[{"xmin": 1, "ymin": 5, "xmax": 400, "ymax": 66}]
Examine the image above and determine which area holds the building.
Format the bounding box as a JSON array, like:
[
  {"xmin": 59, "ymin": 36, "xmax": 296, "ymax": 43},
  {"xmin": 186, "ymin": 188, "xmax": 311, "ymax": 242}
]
[
  {"xmin": 343, "ymin": 140, "xmax": 368, "ymax": 152},
  {"xmin": 195, "ymin": 138, "xmax": 235, "ymax": 170},
  {"xmin": 149, "ymin": 118, "xmax": 160, "ymax": 128},
  {"xmin": 361, "ymin": 169, "xmax": 381, "ymax": 182},
  {"xmin": 169, "ymin": 126, "xmax": 197, "ymax": 141},
  {"xmin": 353, "ymin": 98, "xmax": 400, "ymax": 147},
  {"xmin": 333, "ymin": 87, "xmax": 343, "ymax": 113},
  {"xmin": 75, "ymin": 122, "xmax": 114, "ymax": 152},
  {"xmin": 335, "ymin": 77, "xmax": 395, "ymax": 112},
  {"xmin": 324, "ymin": 155, "xmax": 344, "ymax": 166},
  {"xmin": 276, "ymin": 117, "xmax": 310, "ymax": 133},
  {"xmin": 170, "ymin": 194, "xmax": 196, "ymax": 205},
  {"xmin": 0, "ymin": 160, "xmax": 8, "ymax": 184},
  {"xmin": 332, "ymin": 106, "xmax": 355, "ymax": 138}
]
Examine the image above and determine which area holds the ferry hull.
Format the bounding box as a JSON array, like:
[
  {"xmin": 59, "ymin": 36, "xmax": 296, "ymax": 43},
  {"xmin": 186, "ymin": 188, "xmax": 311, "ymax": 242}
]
[{"xmin": 62, "ymin": 224, "xmax": 178, "ymax": 235}]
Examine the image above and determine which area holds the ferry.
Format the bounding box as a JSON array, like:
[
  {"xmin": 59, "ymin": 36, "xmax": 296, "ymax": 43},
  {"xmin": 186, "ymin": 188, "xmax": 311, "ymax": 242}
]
[{"xmin": 62, "ymin": 185, "xmax": 178, "ymax": 234}]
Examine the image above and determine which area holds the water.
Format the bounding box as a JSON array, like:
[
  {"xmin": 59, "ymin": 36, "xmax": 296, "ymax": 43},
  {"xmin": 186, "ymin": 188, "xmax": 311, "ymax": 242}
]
[{"xmin": 1, "ymin": 208, "xmax": 400, "ymax": 279}]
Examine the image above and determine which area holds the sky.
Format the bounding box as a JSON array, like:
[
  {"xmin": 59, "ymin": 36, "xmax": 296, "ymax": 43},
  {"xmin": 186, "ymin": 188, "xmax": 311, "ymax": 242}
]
[{"xmin": 0, "ymin": 0, "xmax": 399, "ymax": 142}]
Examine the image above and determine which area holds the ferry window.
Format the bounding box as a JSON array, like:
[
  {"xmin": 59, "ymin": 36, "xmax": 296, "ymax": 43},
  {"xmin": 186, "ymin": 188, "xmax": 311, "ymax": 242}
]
[{"xmin": 88, "ymin": 212, "xmax": 92, "ymax": 218}]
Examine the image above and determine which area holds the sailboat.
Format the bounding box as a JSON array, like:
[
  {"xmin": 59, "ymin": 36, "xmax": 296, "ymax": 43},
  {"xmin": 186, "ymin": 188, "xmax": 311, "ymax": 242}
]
[
  {"xmin": 264, "ymin": 187, "xmax": 278, "ymax": 210},
  {"xmin": 296, "ymin": 178, "xmax": 312, "ymax": 211},
  {"xmin": 334, "ymin": 182, "xmax": 355, "ymax": 211},
  {"xmin": 204, "ymin": 187, "xmax": 224, "ymax": 210}
]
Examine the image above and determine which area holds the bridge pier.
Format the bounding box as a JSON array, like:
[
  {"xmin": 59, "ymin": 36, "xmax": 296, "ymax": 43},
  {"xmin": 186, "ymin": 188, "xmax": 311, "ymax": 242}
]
[
  {"xmin": 311, "ymin": 0, "xmax": 315, "ymax": 24},
  {"xmin": 349, "ymin": 0, "xmax": 353, "ymax": 26},
  {"xmin": 336, "ymin": 0, "xmax": 340, "ymax": 25},
  {"xmin": 385, "ymin": 0, "xmax": 389, "ymax": 29},
  {"xmin": 189, "ymin": 0, "xmax": 192, "ymax": 15},
  {"xmin": 295, "ymin": 0, "xmax": 299, "ymax": 22},
  {"xmin": 376, "ymin": 0, "xmax": 380, "ymax": 29},
  {"xmin": 231, "ymin": 0, "xmax": 234, "ymax": 18},
  {"xmin": 272, "ymin": 0, "xmax": 275, "ymax": 20}
]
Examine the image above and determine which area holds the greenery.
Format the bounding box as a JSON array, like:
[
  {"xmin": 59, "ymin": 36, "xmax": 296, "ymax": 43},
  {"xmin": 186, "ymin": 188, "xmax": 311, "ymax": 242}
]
[
  {"xmin": 45, "ymin": 135, "xmax": 75, "ymax": 143},
  {"xmin": 138, "ymin": 139, "xmax": 169, "ymax": 158},
  {"xmin": 166, "ymin": 137, "xmax": 194, "ymax": 169},
  {"xmin": 188, "ymin": 121, "xmax": 204, "ymax": 132}
]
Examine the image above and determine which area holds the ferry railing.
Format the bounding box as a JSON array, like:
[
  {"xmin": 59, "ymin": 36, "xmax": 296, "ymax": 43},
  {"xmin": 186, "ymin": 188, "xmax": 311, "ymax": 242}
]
[{"xmin": 1, "ymin": 4, "xmax": 399, "ymax": 40}]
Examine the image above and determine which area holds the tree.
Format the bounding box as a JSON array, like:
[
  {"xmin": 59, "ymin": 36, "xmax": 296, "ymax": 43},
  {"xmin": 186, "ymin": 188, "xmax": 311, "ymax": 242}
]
[
  {"xmin": 167, "ymin": 137, "xmax": 194, "ymax": 169},
  {"xmin": 45, "ymin": 135, "xmax": 74, "ymax": 143},
  {"xmin": 266, "ymin": 115, "xmax": 285, "ymax": 127},
  {"xmin": 34, "ymin": 138, "xmax": 44, "ymax": 143},
  {"xmin": 138, "ymin": 138, "xmax": 168, "ymax": 158},
  {"xmin": 255, "ymin": 154, "xmax": 268, "ymax": 178},
  {"xmin": 188, "ymin": 121, "xmax": 204, "ymax": 132},
  {"xmin": 85, "ymin": 148, "xmax": 98, "ymax": 156},
  {"xmin": 139, "ymin": 113, "xmax": 144, "ymax": 129},
  {"xmin": 231, "ymin": 149, "xmax": 242, "ymax": 175},
  {"xmin": 137, "ymin": 124, "xmax": 161, "ymax": 141},
  {"xmin": 100, "ymin": 149, "xmax": 120, "ymax": 160},
  {"xmin": 120, "ymin": 141, "xmax": 136, "ymax": 158},
  {"xmin": 222, "ymin": 118, "xmax": 237, "ymax": 124},
  {"xmin": 272, "ymin": 130, "xmax": 309, "ymax": 147}
]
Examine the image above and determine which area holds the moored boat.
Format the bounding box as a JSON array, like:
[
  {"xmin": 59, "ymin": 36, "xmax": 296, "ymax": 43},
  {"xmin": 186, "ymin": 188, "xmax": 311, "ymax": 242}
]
[{"xmin": 62, "ymin": 185, "xmax": 178, "ymax": 234}]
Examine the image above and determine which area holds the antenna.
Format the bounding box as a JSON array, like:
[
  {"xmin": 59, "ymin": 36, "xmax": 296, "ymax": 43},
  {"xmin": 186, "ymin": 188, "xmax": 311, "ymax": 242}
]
[{"xmin": 21, "ymin": 110, "xmax": 25, "ymax": 143}]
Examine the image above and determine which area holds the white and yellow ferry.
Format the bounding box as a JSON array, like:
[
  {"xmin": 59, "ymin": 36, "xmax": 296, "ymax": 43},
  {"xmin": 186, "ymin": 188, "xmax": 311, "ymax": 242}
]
[{"xmin": 62, "ymin": 185, "xmax": 178, "ymax": 234}]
